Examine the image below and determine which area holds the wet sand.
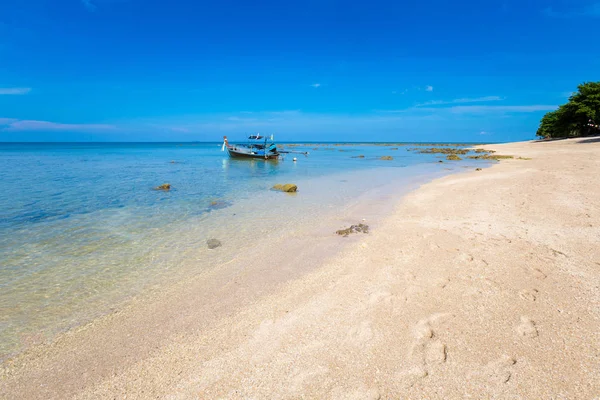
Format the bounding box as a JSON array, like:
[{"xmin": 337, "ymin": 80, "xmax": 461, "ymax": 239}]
[{"xmin": 2, "ymin": 137, "xmax": 600, "ymax": 399}]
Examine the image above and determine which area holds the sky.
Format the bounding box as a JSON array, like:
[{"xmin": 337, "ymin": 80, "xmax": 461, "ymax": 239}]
[{"xmin": 0, "ymin": 0, "xmax": 599, "ymax": 142}]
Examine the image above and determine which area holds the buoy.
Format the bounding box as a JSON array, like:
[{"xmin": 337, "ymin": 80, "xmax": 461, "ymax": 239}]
[{"xmin": 293, "ymin": 157, "xmax": 297, "ymax": 162}]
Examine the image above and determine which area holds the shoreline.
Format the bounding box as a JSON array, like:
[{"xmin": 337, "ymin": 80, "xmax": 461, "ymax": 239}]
[
  {"xmin": 2, "ymin": 138, "xmax": 599, "ymax": 398},
  {"xmin": 1, "ymin": 160, "xmax": 456, "ymax": 393},
  {"xmin": 0, "ymin": 149, "xmax": 456, "ymax": 361}
]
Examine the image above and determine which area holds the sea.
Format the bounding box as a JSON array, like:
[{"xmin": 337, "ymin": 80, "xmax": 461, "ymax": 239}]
[{"xmin": 0, "ymin": 142, "xmax": 489, "ymax": 360}]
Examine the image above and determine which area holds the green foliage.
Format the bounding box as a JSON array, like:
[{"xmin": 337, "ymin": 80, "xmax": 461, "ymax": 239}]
[{"xmin": 536, "ymin": 82, "xmax": 600, "ymax": 138}]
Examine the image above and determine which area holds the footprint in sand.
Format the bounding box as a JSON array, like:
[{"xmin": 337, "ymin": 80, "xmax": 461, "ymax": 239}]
[
  {"xmin": 457, "ymin": 253, "xmax": 475, "ymax": 263},
  {"xmin": 484, "ymin": 355, "xmax": 517, "ymax": 384},
  {"xmin": 436, "ymin": 278, "xmax": 450, "ymax": 289},
  {"xmin": 346, "ymin": 320, "xmax": 374, "ymax": 344},
  {"xmin": 518, "ymin": 289, "xmax": 539, "ymax": 302},
  {"xmin": 516, "ymin": 316, "xmax": 539, "ymax": 338},
  {"xmin": 532, "ymin": 268, "xmax": 547, "ymax": 280},
  {"xmin": 368, "ymin": 289, "xmax": 393, "ymax": 305},
  {"xmin": 400, "ymin": 314, "xmax": 449, "ymax": 386}
]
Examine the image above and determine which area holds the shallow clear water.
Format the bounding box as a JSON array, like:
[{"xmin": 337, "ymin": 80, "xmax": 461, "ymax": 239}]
[{"xmin": 0, "ymin": 142, "xmax": 486, "ymax": 359}]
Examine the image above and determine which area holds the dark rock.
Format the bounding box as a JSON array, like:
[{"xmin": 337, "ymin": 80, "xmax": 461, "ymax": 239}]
[
  {"xmin": 272, "ymin": 184, "xmax": 298, "ymax": 192},
  {"xmin": 209, "ymin": 199, "xmax": 231, "ymax": 210},
  {"xmin": 467, "ymin": 154, "xmax": 514, "ymax": 160},
  {"xmin": 336, "ymin": 223, "xmax": 370, "ymax": 237},
  {"xmin": 351, "ymin": 155, "xmax": 365, "ymax": 158},
  {"xmin": 417, "ymin": 147, "xmax": 469, "ymax": 155},
  {"xmin": 154, "ymin": 183, "xmax": 171, "ymax": 191},
  {"xmin": 476, "ymin": 168, "xmax": 482, "ymax": 171},
  {"xmin": 207, "ymin": 239, "xmax": 222, "ymax": 249}
]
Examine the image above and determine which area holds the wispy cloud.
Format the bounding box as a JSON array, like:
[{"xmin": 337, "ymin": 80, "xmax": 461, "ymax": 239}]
[
  {"xmin": 418, "ymin": 96, "xmax": 504, "ymax": 106},
  {"xmin": 0, "ymin": 87, "xmax": 32, "ymax": 95},
  {"xmin": 377, "ymin": 104, "xmax": 557, "ymax": 114},
  {"xmin": 425, "ymin": 85, "xmax": 434, "ymax": 92},
  {"xmin": 81, "ymin": 0, "xmax": 97, "ymax": 11},
  {"xmin": 445, "ymin": 105, "xmax": 557, "ymax": 114},
  {"xmin": 544, "ymin": 2, "xmax": 600, "ymax": 17},
  {"xmin": 0, "ymin": 118, "xmax": 116, "ymax": 131},
  {"xmin": 310, "ymin": 83, "xmax": 321, "ymax": 88},
  {"xmin": 168, "ymin": 127, "xmax": 190, "ymax": 133}
]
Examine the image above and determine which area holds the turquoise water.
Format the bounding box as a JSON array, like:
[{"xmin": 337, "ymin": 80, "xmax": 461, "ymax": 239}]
[{"xmin": 0, "ymin": 142, "xmax": 486, "ymax": 359}]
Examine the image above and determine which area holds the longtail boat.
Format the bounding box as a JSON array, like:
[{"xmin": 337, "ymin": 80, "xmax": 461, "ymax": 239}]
[{"xmin": 222, "ymin": 135, "xmax": 308, "ymax": 160}]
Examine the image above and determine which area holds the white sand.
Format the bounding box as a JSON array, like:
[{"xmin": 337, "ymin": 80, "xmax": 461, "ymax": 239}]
[{"xmin": 2, "ymin": 137, "xmax": 599, "ymax": 399}]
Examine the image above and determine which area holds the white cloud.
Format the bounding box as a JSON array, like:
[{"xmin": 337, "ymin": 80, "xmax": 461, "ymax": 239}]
[
  {"xmin": 447, "ymin": 105, "xmax": 557, "ymax": 114},
  {"xmin": 418, "ymin": 96, "xmax": 504, "ymax": 106},
  {"xmin": 169, "ymin": 127, "xmax": 190, "ymax": 133},
  {"xmin": 0, "ymin": 118, "xmax": 115, "ymax": 131},
  {"xmin": 376, "ymin": 104, "xmax": 557, "ymax": 114},
  {"xmin": 310, "ymin": 83, "xmax": 321, "ymax": 88},
  {"xmin": 425, "ymin": 85, "xmax": 434, "ymax": 92},
  {"xmin": 0, "ymin": 87, "xmax": 32, "ymax": 95}
]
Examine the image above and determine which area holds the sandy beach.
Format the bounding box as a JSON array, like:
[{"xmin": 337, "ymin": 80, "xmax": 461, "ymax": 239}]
[{"xmin": 2, "ymin": 137, "xmax": 599, "ymax": 399}]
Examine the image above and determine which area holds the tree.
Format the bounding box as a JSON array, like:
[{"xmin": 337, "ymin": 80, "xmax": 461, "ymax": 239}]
[{"xmin": 536, "ymin": 82, "xmax": 600, "ymax": 138}]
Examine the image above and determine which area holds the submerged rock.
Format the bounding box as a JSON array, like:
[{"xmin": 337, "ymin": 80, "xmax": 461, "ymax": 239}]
[
  {"xmin": 208, "ymin": 199, "xmax": 231, "ymax": 210},
  {"xmin": 380, "ymin": 156, "xmax": 393, "ymax": 160},
  {"xmin": 468, "ymin": 154, "xmax": 514, "ymax": 160},
  {"xmin": 336, "ymin": 223, "xmax": 370, "ymax": 237},
  {"xmin": 272, "ymin": 183, "xmax": 298, "ymax": 193},
  {"xmin": 446, "ymin": 154, "xmax": 462, "ymax": 161},
  {"xmin": 390, "ymin": 147, "xmax": 399, "ymax": 150},
  {"xmin": 154, "ymin": 183, "xmax": 171, "ymax": 191},
  {"xmin": 352, "ymin": 155, "xmax": 365, "ymax": 158},
  {"xmin": 207, "ymin": 239, "xmax": 222, "ymax": 249},
  {"xmin": 415, "ymin": 147, "xmax": 469, "ymax": 155}
]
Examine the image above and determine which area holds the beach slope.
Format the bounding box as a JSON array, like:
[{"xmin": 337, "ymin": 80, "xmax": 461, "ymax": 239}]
[{"xmin": 2, "ymin": 137, "xmax": 599, "ymax": 398}]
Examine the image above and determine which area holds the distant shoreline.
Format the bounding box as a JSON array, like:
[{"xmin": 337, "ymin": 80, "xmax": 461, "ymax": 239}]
[{"xmin": 0, "ymin": 140, "xmax": 502, "ymax": 145}]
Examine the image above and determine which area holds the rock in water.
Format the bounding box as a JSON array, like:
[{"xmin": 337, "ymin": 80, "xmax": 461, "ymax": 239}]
[
  {"xmin": 272, "ymin": 184, "xmax": 298, "ymax": 192},
  {"xmin": 207, "ymin": 239, "xmax": 222, "ymax": 249},
  {"xmin": 208, "ymin": 199, "xmax": 231, "ymax": 210},
  {"xmin": 336, "ymin": 223, "xmax": 370, "ymax": 237},
  {"xmin": 154, "ymin": 183, "xmax": 171, "ymax": 191},
  {"xmin": 380, "ymin": 156, "xmax": 393, "ymax": 160},
  {"xmin": 446, "ymin": 154, "xmax": 462, "ymax": 161}
]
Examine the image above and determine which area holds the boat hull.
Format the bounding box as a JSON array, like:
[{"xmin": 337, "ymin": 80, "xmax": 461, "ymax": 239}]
[{"xmin": 226, "ymin": 147, "xmax": 279, "ymax": 159}]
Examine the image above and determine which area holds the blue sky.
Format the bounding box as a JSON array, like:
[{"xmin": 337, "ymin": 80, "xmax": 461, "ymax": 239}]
[{"xmin": 0, "ymin": 0, "xmax": 599, "ymax": 142}]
